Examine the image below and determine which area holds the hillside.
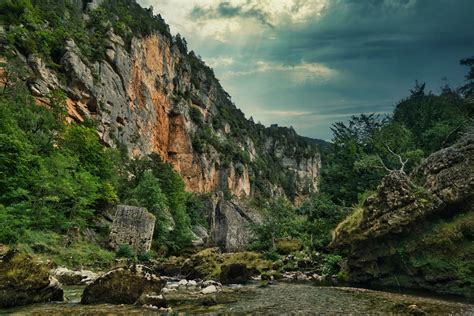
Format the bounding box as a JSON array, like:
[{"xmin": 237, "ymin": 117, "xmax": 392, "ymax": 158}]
[{"xmin": 0, "ymin": 0, "xmax": 320, "ymax": 201}]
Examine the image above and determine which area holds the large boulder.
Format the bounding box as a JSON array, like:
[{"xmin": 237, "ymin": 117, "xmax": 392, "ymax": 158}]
[
  {"xmin": 81, "ymin": 265, "xmax": 166, "ymax": 305},
  {"xmin": 331, "ymin": 134, "xmax": 474, "ymax": 297},
  {"xmin": 109, "ymin": 205, "xmax": 156, "ymax": 254},
  {"xmin": 0, "ymin": 249, "xmax": 64, "ymax": 308},
  {"xmin": 208, "ymin": 193, "xmax": 261, "ymax": 251}
]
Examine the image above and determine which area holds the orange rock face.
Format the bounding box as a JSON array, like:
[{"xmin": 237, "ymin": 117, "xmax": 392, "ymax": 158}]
[{"xmin": 23, "ymin": 31, "xmax": 319, "ymax": 198}]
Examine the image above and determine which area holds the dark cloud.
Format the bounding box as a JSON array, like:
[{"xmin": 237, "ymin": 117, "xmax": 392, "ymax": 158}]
[
  {"xmin": 151, "ymin": 0, "xmax": 474, "ymax": 139},
  {"xmin": 190, "ymin": 2, "xmax": 274, "ymax": 28}
]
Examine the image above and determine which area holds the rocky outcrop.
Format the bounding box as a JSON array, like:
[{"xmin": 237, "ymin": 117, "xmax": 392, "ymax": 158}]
[
  {"xmin": 207, "ymin": 193, "xmax": 262, "ymax": 251},
  {"xmin": 81, "ymin": 265, "xmax": 166, "ymax": 304},
  {"xmin": 109, "ymin": 205, "xmax": 156, "ymax": 253},
  {"xmin": 0, "ymin": 249, "xmax": 64, "ymax": 308},
  {"xmin": 331, "ymin": 134, "xmax": 474, "ymax": 297}
]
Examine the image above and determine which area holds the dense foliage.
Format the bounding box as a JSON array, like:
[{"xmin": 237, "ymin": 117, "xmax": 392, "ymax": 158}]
[
  {"xmin": 0, "ymin": 0, "xmax": 170, "ymax": 65},
  {"xmin": 321, "ymin": 76, "xmax": 473, "ymax": 205}
]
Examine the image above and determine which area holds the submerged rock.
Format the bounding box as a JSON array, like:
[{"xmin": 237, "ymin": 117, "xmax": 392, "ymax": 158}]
[
  {"xmin": 0, "ymin": 249, "xmax": 64, "ymax": 308},
  {"xmin": 81, "ymin": 265, "xmax": 166, "ymax": 305}
]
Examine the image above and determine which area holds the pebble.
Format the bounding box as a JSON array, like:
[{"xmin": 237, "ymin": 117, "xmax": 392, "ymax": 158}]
[
  {"xmin": 201, "ymin": 285, "xmax": 218, "ymax": 294},
  {"xmin": 187, "ymin": 280, "xmax": 198, "ymax": 288}
]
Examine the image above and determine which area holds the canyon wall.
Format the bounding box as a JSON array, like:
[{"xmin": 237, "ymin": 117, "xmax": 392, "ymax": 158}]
[{"xmin": 25, "ymin": 25, "xmax": 320, "ymax": 199}]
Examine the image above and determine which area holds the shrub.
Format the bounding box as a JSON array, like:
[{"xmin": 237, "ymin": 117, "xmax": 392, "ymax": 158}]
[{"xmin": 116, "ymin": 244, "xmax": 133, "ymax": 258}]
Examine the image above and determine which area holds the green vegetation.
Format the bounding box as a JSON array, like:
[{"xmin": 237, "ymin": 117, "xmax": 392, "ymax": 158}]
[
  {"xmin": 0, "ymin": 0, "xmax": 170, "ymax": 65},
  {"xmin": 0, "ymin": 55, "xmax": 205, "ymax": 260},
  {"xmin": 321, "ymin": 78, "xmax": 473, "ymax": 205},
  {"xmin": 250, "ymin": 195, "xmax": 348, "ymax": 252}
]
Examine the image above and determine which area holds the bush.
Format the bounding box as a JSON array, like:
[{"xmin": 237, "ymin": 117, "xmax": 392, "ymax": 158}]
[{"xmin": 116, "ymin": 244, "xmax": 133, "ymax": 258}]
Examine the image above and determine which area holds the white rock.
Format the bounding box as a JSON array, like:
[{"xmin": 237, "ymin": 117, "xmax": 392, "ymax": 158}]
[
  {"xmin": 201, "ymin": 285, "xmax": 217, "ymax": 294},
  {"xmin": 161, "ymin": 288, "xmax": 176, "ymax": 293},
  {"xmin": 187, "ymin": 280, "xmax": 198, "ymax": 287}
]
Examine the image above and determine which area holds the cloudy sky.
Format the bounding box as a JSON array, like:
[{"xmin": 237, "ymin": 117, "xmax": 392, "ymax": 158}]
[{"xmin": 137, "ymin": 0, "xmax": 474, "ymax": 140}]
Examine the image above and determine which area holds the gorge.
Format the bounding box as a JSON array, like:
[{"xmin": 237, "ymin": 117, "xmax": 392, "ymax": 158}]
[{"xmin": 0, "ymin": 0, "xmax": 473, "ymax": 313}]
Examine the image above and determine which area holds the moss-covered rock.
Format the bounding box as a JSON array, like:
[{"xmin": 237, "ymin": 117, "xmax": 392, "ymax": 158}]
[
  {"xmin": 219, "ymin": 263, "xmax": 251, "ymax": 284},
  {"xmin": 164, "ymin": 248, "xmax": 272, "ymax": 281},
  {"xmin": 0, "ymin": 249, "xmax": 64, "ymax": 308},
  {"xmin": 331, "ymin": 134, "xmax": 474, "ymax": 297},
  {"xmin": 81, "ymin": 265, "xmax": 166, "ymax": 305}
]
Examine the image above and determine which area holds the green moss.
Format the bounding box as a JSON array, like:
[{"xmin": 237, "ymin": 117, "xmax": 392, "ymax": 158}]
[
  {"xmin": 275, "ymin": 239, "xmax": 303, "ymax": 255},
  {"xmin": 333, "ymin": 207, "xmax": 364, "ymax": 238}
]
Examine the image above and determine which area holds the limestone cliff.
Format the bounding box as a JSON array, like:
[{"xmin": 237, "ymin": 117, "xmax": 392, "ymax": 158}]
[
  {"xmin": 20, "ymin": 1, "xmax": 320, "ymax": 200},
  {"xmin": 331, "ymin": 133, "xmax": 474, "ymax": 297}
]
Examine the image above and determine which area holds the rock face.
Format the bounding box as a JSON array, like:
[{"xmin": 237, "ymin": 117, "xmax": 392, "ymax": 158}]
[
  {"xmin": 331, "ymin": 134, "xmax": 474, "ymax": 297},
  {"xmin": 81, "ymin": 265, "xmax": 166, "ymax": 305},
  {"xmin": 109, "ymin": 205, "xmax": 156, "ymax": 253},
  {"xmin": 207, "ymin": 193, "xmax": 262, "ymax": 251},
  {"xmin": 0, "ymin": 249, "xmax": 64, "ymax": 308},
  {"xmin": 23, "ymin": 17, "xmax": 320, "ymax": 199}
]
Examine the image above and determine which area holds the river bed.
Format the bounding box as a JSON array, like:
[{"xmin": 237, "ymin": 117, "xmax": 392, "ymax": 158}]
[{"xmin": 2, "ymin": 282, "xmax": 473, "ymax": 315}]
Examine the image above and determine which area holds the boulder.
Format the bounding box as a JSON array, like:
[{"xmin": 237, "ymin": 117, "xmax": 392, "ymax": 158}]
[
  {"xmin": 81, "ymin": 265, "xmax": 166, "ymax": 305},
  {"xmin": 52, "ymin": 267, "xmax": 98, "ymax": 285},
  {"xmin": 208, "ymin": 193, "xmax": 261, "ymax": 251},
  {"xmin": 0, "ymin": 249, "xmax": 64, "ymax": 308},
  {"xmin": 219, "ymin": 263, "xmax": 251, "ymax": 284},
  {"xmin": 331, "ymin": 134, "xmax": 474, "ymax": 297},
  {"xmin": 109, "ymin": 205, "xmax": 156, "ymax": 254},
  {"xmin": 201, "ymin": 285, "xmax": 217, "ymax": 294}
]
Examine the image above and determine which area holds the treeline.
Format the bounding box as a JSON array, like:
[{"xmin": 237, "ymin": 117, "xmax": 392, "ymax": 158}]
[
  {"xmin": 250, "ymin": 57, "xmax": 474, "ymax": 255},
  {"xmin": 0, "ymin": 58, "xmax": 206, "ymax": 253}
]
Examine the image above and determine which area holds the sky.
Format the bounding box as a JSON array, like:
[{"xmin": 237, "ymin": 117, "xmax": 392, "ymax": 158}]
[{"xmin": 137, "ymin": 0, "xmax": 474, "ymax": 140}]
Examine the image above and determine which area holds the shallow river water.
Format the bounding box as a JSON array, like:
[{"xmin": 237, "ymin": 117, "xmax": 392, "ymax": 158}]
[{"xmin": 2, "ymin": 282, "xmax": 473, "ymax": 315}]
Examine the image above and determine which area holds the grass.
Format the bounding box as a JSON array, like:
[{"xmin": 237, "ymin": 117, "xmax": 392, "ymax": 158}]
[
  {"xmin": 16, "ymin": 230, "xmax": 115, "ymax": 269},
  {"xmin": 332, "ymin": 206, "xmax": 364, "ymax": 239}
]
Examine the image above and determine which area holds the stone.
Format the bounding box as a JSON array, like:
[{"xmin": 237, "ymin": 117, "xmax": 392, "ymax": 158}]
[
  {"xmin": 202, "ymin": 280, "xmax": 221, "ymax": 288},
  {"xmin": 178, "ymin": 279, "xmax": 188, "ymax": 286},
  {"xmin": 187, "ymin": 280, "xmax": 198, "ymax": 288},
  {"xmin": 0, "ymin": 250, "xmax": 64, "ymax": 308},
  {"xmin": 219, "ymin": 263, "xmax": 251, "ymax": 284},
  {"xmin": 52, "ymin": 267, "xmax": 98, "ymax": 285},
  {"xmin": 136, "ymin": 293, "xmax": 168, "ymax": 308},
  {"xmin": 191, "ymin": 225, "xmax": 209, "ymax": 247},
  {"xmin": 201, "ymin": 285, "xmax": 217, "ymax": 294},
  {"xmin": 407, "ymin": 304, "xmax": 427, "ymax": 315},
  {"xmin": 81, "ymin": 265, "xmax": 166, "ymax": 305},
  {"xmin": 208, "ymin": 193, "xmax": 261, "ymax": 251},
  {"xmin": 108, "ymin": 205, "xmax": 156, "ymax": 254}
]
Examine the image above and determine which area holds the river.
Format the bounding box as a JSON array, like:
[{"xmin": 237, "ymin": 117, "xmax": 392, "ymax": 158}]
[{"xmin": 2, "ymin": 282, "xmax": 473, "ymax": 315}]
